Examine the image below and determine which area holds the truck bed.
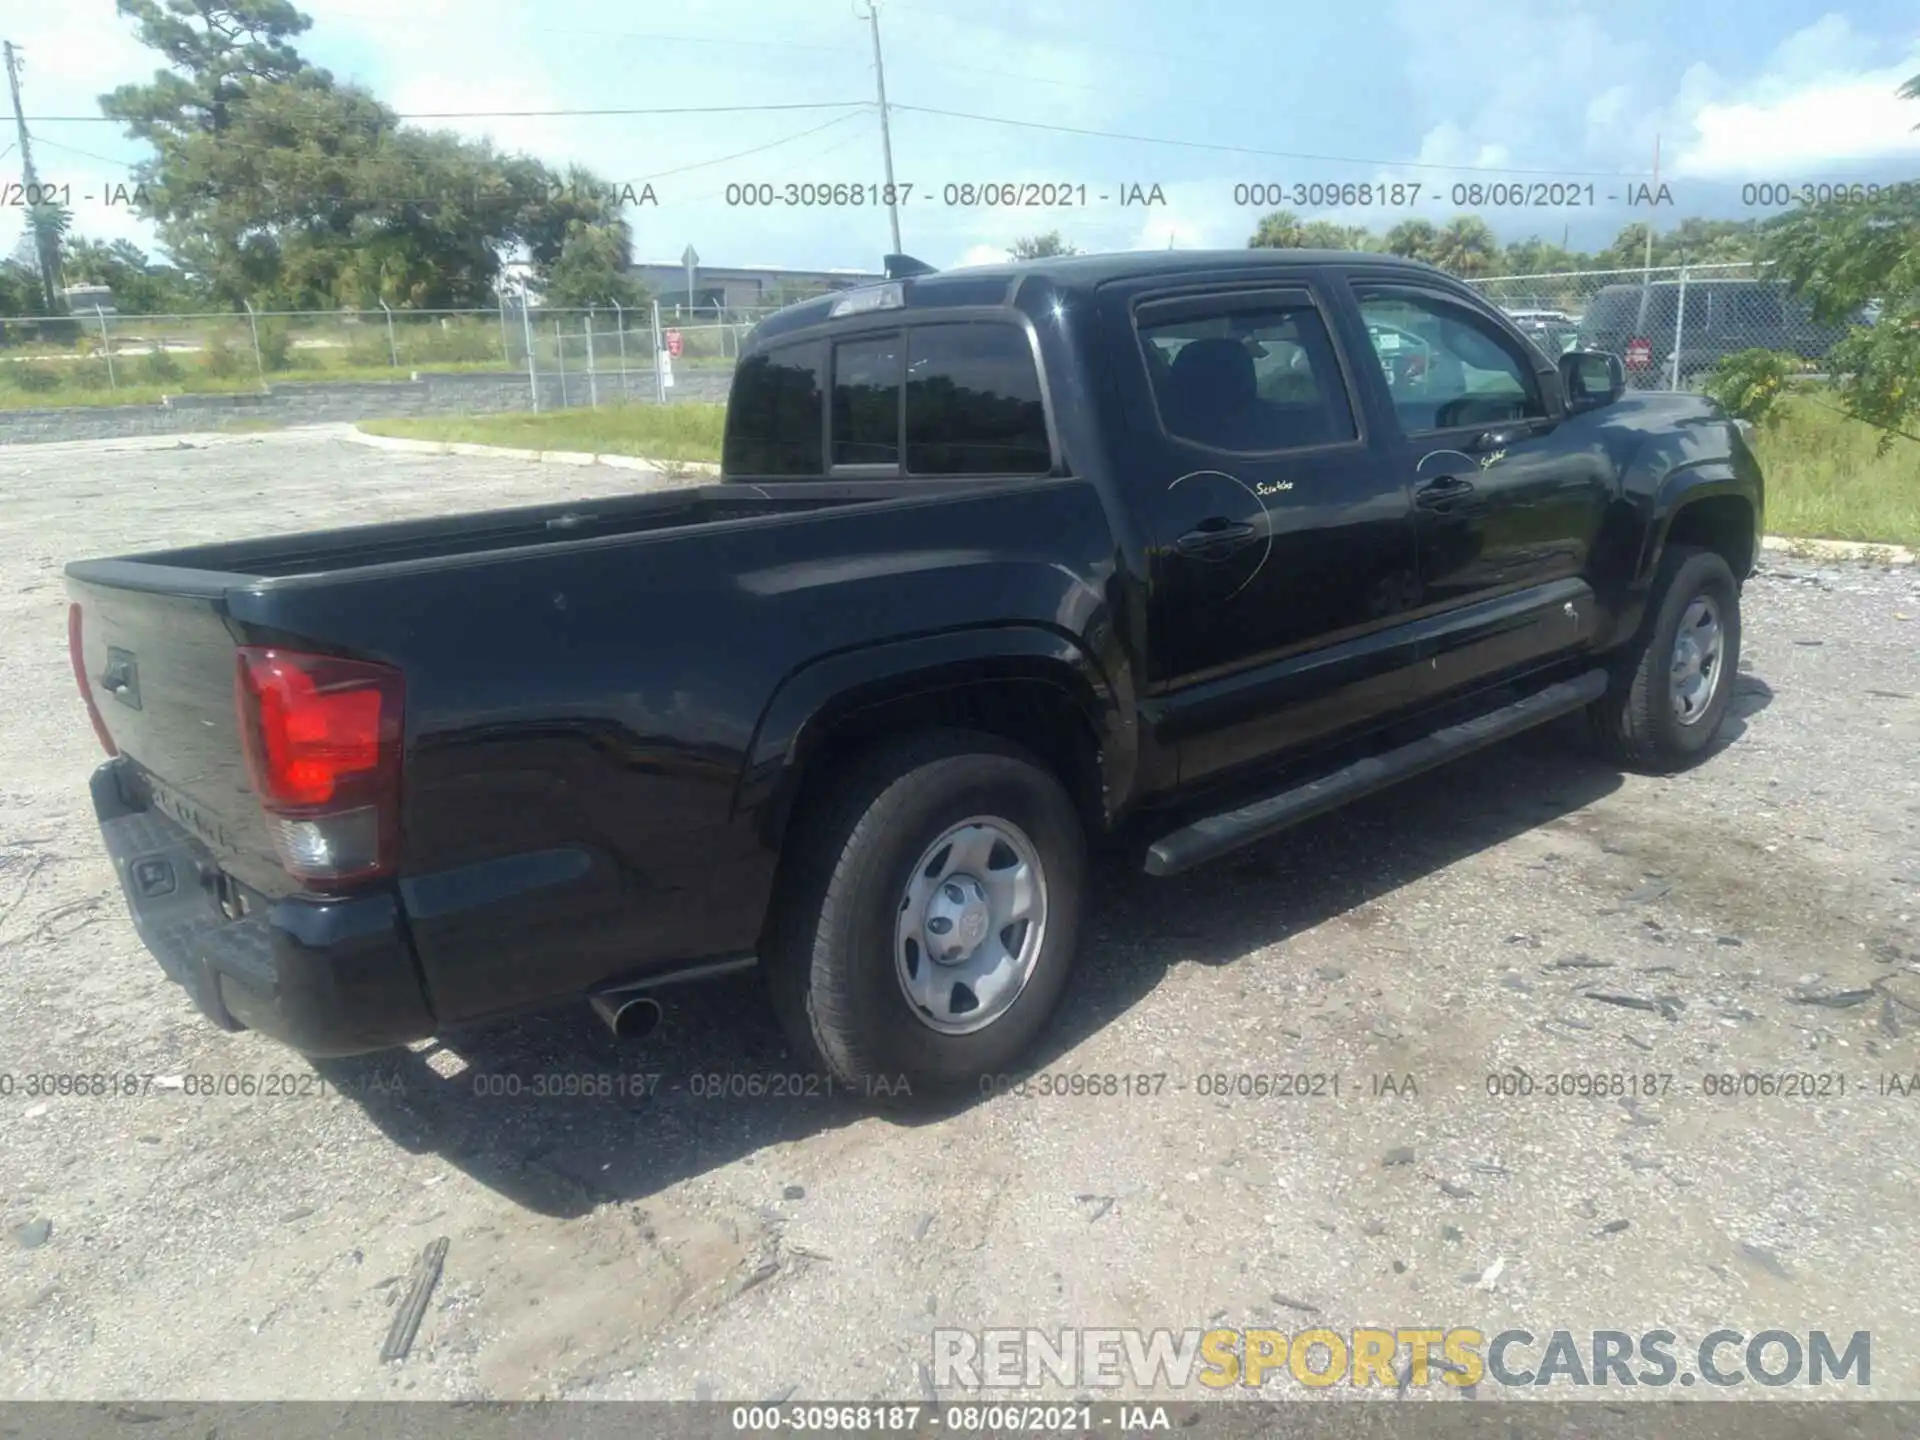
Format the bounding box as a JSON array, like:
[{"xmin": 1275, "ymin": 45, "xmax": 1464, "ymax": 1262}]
[{"xmin": 67, "ymin": 482, "xmax": 877, "ymax": 589}]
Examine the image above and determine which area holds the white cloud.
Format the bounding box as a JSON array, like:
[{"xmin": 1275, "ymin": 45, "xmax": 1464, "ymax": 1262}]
[
  {"xmin": 1411, "ymin": 122, "xmax": 1513, "ymax": 173},
  {"xmin": 1669, "ymin": 33, "xmax": 1920, "ymax": 177},
  {"xmin": 956, "ymin": 243, "xmax": 1009, "ymax": 267}
]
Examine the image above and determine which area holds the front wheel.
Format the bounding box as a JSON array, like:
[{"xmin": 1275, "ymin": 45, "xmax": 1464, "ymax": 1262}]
[
  {"xmin": 1590, "ymin": 544, "xmax": 1741, "ymax": 771},
  {"xmin": 765, "ymin": 731, "xmax": 1087, "ymax": 1097}
]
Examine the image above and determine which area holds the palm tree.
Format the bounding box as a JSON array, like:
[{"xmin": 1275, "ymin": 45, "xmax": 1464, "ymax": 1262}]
[
  {"xmin": 1297, "ymin": 220, "xmax": 1376, "ymax": 251},
  {"xmin": 1382, "ymin": 218, "xmax": 1439, "ymax": 263},
  {"xmin": 1247, "ymin": 210, "xmax": 1306, "ymax": 248},
  {"xmin": 1430, "ymin": 216, "xmax": 1500, "ymax": 278},
  {"xmin": 1008, "ymin": 232, "xmax": 1078, "ymax": 260}
]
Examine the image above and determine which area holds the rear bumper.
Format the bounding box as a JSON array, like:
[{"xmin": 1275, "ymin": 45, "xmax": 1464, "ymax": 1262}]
[{"xmin": 91, "ymin": 759, "xmax": 436, "ymax": 1057}]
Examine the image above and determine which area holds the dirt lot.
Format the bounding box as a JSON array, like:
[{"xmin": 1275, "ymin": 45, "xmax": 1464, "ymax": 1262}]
[{"xmin": 2, "ymin": 428, "xmax": 1918, "ymax": 1403}]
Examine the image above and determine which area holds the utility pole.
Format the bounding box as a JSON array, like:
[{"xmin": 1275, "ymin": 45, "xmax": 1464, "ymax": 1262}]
[
  {"xmin": 1641, "ymin": 133, "xmax": 1660, "ymax": 277},
  {"xmin": 3, "ymin": 41, "xmax": 60, "ymax": 313},
  {"xmin": 857, "ymin": 0, "xmax": 903, "ymax": 255}
]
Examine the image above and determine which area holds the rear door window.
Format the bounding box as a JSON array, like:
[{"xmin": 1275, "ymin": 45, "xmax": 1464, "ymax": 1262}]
[
  {"xmin": 723, "ymin": 341, "xmax": 824, "ymax": 476},
  {"xmin": 904, "ymin": 323, "xmax": 1051, "ymax": 475},
  {"xmin": 831, "ymin": 334, "xmax": 904, "ymax": 467}
]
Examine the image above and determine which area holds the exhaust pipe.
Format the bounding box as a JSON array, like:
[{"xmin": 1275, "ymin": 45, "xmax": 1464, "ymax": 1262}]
[{"xmin": 589, "ymin": 991, "xmax": 663, "ymax": 1041}]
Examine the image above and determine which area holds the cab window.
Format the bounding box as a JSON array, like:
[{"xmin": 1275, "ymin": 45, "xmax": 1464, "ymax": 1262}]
[
  {"xmin": 1137, "ymin": 300, "xmax": 1356, "ymax": 452},
  {"xmin": 1356, "ymin": 289, "xmax": 1546, "ymax": 433}
]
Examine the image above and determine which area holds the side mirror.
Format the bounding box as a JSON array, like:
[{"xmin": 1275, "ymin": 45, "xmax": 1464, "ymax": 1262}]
[{"xmin": 1560, "ymin": 349, "xmax": 1625, "ymax": 411}]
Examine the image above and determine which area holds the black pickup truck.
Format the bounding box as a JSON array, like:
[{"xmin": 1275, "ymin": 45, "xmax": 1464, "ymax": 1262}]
[{"xmin": 67, "ymin": 249, "xmax": 1762, "ymax": 1094}]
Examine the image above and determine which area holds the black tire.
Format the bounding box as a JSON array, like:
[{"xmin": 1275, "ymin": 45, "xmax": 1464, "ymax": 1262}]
[
  {"xmin": 1590, "ymin": 544, "xmax": 1741, "ymax": 772},
  {"xmin": 764, "ymin": 730, "xmax": 1087, "ymax": 1098}
]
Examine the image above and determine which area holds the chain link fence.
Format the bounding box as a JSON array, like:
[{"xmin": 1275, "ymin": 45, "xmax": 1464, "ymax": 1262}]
[
  {"xmin": 0, "ymin": 300, "xmax": 775, "ymax": 410},
  {"xmin": 3, "ymin": 265, "xmax": 1866, "ymax": 411},
  {"xmin": 496, "ymin": 297, "xmax": 763, "ymax": 411},
  {"xmin": 1467, "ymin": 262, "xmax": 1852, "ymax": 393}
]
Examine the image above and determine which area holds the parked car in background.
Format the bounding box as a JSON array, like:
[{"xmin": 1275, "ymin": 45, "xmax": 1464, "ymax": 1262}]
[
  {"xmin": 1363, "ymin": 320, "xmax": 1433, "ymax": 389},
  {"xmin": 1505, "ymin": 310, "xmax": 1583, "ymax": 359},
  {"xmin": 1576, "ymin": 278, "xmax": 1850, "ymax": 388}
]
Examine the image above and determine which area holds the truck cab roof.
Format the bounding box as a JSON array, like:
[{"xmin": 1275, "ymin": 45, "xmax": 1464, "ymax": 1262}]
[{"xmin": 747, "ymin": 249, "xmax": 1457, "ymax": 346}]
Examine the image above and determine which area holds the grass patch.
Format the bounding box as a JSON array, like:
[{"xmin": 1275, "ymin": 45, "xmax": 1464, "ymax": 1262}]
[
  {"xmin": 362, "ymin": 403, "xmax": 726, "ymax": 464},
  {"xmin": 0, "ymin": 358, "xmax": 509, "ymax": 409},
  {"xmin": 349, "ymin": 394, "xmax": 1920, "ymax": 551},
  {"xmin": 1753, "ymin": 395, "xmax": 1920, "ymax": 549}
]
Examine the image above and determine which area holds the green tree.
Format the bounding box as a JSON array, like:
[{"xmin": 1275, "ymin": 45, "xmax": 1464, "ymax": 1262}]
[
  {"xmin": 98, "ymin": 0, "xmax": 634, "ymax": 310},
  {"xmin": 23, "ymin": 203, "xmax": 71, "ymax": 309},
  {"xmin": 540, "ymin": 218, "xmax": 647, "ymax": 309},
  {"xmin": 1595, "ymin": 223, "xmax": 1658, "ymax": 272},
  {"xmin": 1007, "ymin": 231, "xmax": 1079, "ymax": 260},
  {"xmin": 1753, "ymin": 70, "xmax": 1920, "ymax": 446},
  {"xmin": 1660, "ymin": 217, "xmax": 1762, "ymax": 265},
  {"xmin": 61, "ymin": 236, "xmax": 209, "ymax": 313},
  {"xmin": 1247, "ymin": 210, "xmax": 1306, "ymax": 248},
  {"xmin": 99, "ymin": 0, "xmax": 322, "ymax": 138},
  {"xmin": 1382, "ymin": 218, "xmax": 1439, "ymax": 262},
  {"xmin": 1428, "ymin": 216, "xmax": 1500, "ymax": 277},
  {"xmin": 1502, "ymin": 236, "xmax": 1586, "ymax": 275},
  {"xmin": 1297, "ymin": 220, "xmax": 1376, "ymax": 251},
  {"xmin": 1761, "ymin": 187, "xmax": 1920, "ymax": 447},
  {"xmin": 0, "ymin": 259, "xmax": 44, "ymax": 318}
]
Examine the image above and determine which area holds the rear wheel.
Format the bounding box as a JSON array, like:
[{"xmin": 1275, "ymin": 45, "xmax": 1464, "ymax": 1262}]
[
  {"xmin": 765, "ymin": 731, "xmax": 1087, "ymax": 1097},
  {"xmin": 1590, "ymin": 544, "xmax": 1741, "ymax": 771}
]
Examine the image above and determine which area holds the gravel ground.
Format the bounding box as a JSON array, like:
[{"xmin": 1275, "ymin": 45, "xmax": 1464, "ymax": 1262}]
[{"xmin": 2, "ymin": 428, "xmax": 1917, "ymax": 1403}]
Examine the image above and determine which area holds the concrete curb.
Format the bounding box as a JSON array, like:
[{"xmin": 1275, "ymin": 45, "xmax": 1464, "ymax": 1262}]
[
  {"xmin": 342, "ymin": 428, "xmax": 1916, "ymax": 565},
  {"xmin": 345, "ymin": 425, "xmax": 722, "ymax": 476},
  {"xmin": 1760, "ymin": 534, "xmax": 1915, "ymax": 567}
]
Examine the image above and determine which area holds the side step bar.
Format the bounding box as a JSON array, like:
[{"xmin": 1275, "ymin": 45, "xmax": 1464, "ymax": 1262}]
[{"xmin": 1144, "ymin": 669, "xmax": 1608, "ymax": 877}]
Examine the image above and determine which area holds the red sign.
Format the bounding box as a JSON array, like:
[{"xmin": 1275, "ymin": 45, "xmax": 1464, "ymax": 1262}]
[
  {"xmin": 665, "ymin": 329, "xmax": 683, "ymax": 358},
  {"xmin": 1624, "ymin": 337, "xmax": 1652, "ymax": 370}
]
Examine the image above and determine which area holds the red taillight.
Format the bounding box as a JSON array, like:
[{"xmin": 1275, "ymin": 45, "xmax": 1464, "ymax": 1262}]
[
  {"xmin": 235, "ymin": 647, "xmax": 403, "ymax": 884},
  {"xmin": 67, "ymin": 603, "xmax": 118, "ymax": 757}
]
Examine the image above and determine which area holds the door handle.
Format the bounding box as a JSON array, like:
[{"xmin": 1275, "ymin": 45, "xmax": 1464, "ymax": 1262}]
[
  {"xmin": 1414, "ymin": 475, "xmax": 1474, "ymax": 507},
  {"xmin": 1173, "ymin": 519, "xmax": 1258, "ymax": 558}
]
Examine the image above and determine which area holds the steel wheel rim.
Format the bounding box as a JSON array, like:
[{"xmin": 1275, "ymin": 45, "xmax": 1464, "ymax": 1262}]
[
  {"xmin": 1670, "ymin": 592, "xmax": 1725, "ymax": 726},
  {"xmin": 895, "ymin": 816, "xmax": 1049, "ymax": 1036}
]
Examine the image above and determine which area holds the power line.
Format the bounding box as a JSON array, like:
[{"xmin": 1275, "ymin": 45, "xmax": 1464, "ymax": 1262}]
[
  {"xmin": 536, "ymin": 26, "xmax": 857, "ymax": 54},
  {"xmin": 632, "ymin": 111, "xmax": 868, "ymax": 180},
  {"xmin": 889, "ymin": 56, "xmax": 1107, "ymax": 93},
  {"xmin": 30, "ymin": 135, "xmax": 132, "ymax": 168},
  {"xmin": 890, "ymin": 104, "xmax": 1652, "ymax": 178},
  {"xmin": 21, "ymin": 112, "xmax": 874, "ymax": 205},
  {"xmin": 670, "ymin": 115, "xmax": 887, "ymax": 206},
  {"xmin": 22, "ymin": 101, "xmax": 873, "ymax": 122}
]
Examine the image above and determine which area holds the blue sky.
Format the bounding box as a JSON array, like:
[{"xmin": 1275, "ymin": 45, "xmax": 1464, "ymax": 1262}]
[{"xmin": 7, "ymin": 0, "xmax": 1920, "ymax": 276}]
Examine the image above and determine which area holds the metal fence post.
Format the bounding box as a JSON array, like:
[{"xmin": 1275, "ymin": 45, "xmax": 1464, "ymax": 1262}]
[
  {"xmin": 379, "ymin": 300, "xmax": 398, "ymax": 368},
  {"xmin": 552, "ymin": 316, "xmax": 567, "ymax": 408},
  {"xmin": 650, "ymin": 299, "xmax": 665, "ymax": 404},
  {"xmin": 93, "ymin": 305, "xmax": 116, "ymax": 389},
  {"xmin": 1669, "ymin": 265, "xmax": 1689, "ymax": 391},
  {"xmin": 585, "ymin": 308, "xmax": 599, "ymax": 410},
  {"xmin": 497, "ymin": 300, "xmax": 510, "ymax": 367},
  {"xmin": 519, "ymin": 285, "xmax": 539, "ymax": 412},
  {"xmin": 610, "ymin": 299, "xmax": 628, "ymax": 399},
  {"xmin": 242, "ymin": 299, "xmax": 265, "ymax": 388}
]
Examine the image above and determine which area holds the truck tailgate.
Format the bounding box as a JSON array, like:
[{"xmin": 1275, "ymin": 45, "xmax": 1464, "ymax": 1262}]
[{"xmin": 68, "ymin": 578, "xmax": 283, "ymax": 894}]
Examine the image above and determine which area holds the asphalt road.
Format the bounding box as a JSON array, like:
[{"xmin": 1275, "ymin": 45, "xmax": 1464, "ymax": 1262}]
[{"xmin": 2, "ymin": 429, "xmax": 1917, "ymax": 1403}]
